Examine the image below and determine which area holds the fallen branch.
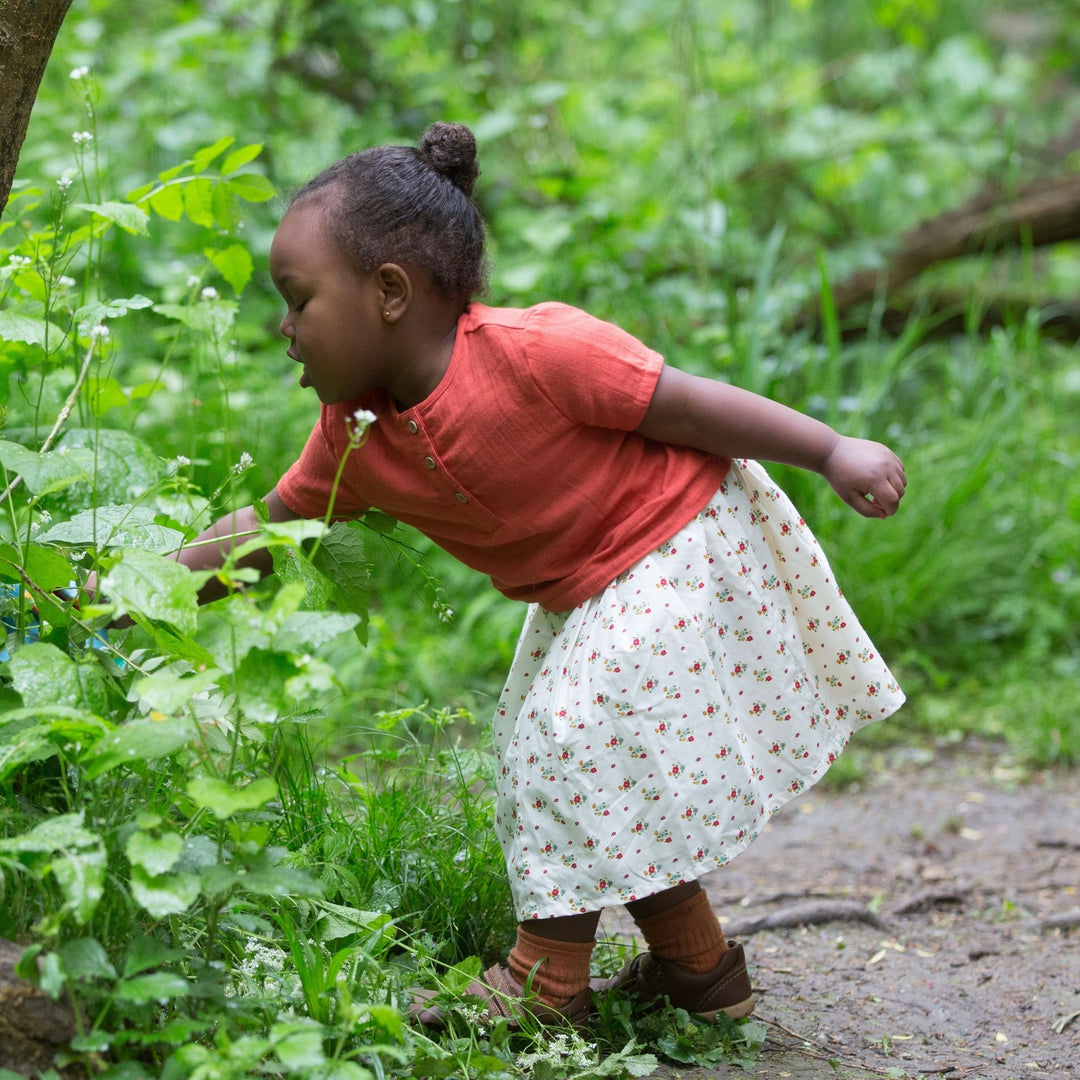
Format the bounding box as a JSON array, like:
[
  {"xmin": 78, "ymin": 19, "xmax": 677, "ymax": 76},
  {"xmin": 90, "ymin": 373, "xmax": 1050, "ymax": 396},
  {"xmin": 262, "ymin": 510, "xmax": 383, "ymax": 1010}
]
[
  {"xmin": 1035, "ymin": 909, "xmax": 1080, "ymax": 933},
  {"xmin": 724, "ymin": 899, "xmax": 888, "ymax": 938},
  {"xmin": 799, "ymin": 172, "xmax": 1080, "ymax": 326},
  {"xmin": 889, "ymin": 886, "xmax": 971, "ymax": 916}
]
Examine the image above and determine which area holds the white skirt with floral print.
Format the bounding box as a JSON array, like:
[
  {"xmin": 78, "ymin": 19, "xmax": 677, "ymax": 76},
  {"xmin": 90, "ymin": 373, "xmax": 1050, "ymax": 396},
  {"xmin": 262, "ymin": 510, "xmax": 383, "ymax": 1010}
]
[{"xmin": 493, "ymin": 458, "xmax": 905, "ymax": 921}]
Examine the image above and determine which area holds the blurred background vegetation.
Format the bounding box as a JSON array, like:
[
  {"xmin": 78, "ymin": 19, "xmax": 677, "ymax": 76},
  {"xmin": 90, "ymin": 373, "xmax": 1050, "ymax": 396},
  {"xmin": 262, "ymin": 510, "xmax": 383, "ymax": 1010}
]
[{"xmin": 7, "ymin": 0, "xmax": 1080, "ymax": 765}]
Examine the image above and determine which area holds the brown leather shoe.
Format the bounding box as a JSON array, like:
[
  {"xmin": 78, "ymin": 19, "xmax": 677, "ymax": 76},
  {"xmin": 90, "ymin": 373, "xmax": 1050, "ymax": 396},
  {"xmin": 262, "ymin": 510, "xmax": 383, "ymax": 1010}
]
[
  {"xmin": 595, "ymin": 941, "xmax": 755, "ymax": 1021},
  {"xmin": 410, "ymin": 963, "xmax": 592, "ymax": 1031}
]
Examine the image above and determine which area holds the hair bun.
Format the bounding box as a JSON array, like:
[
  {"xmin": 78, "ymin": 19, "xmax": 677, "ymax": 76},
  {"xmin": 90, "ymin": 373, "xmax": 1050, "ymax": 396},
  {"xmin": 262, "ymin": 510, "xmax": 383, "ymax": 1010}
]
[{"xmin": 420, "ymin": 122, "xmax": 479, "ymax": 197}]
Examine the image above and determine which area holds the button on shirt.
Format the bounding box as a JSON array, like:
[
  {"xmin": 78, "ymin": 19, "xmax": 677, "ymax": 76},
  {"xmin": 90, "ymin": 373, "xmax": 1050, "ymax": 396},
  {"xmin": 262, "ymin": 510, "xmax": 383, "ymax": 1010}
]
[{"xmin": 277, "ymin": 302, "xmax": 729, "ymax": 611}]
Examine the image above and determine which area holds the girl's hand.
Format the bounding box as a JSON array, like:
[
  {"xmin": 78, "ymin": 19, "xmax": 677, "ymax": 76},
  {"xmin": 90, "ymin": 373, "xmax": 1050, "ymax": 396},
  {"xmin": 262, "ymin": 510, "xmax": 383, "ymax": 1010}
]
[{"xmin": 822, "ymin": 436, "xmax": 907, "ymax": 518}]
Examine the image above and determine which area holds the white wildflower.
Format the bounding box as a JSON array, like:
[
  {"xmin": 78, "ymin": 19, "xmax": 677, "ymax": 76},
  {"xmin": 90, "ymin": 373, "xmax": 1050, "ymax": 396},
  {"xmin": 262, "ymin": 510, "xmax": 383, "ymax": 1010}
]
[
  {"xmin": 231, "ymin": 451, "xmax": 254, "ymax": 475},
  {"xmin": 348, "ymin": 408, "xmax": 377, "ymax": 444},
  {"xmin": 7, "ymin": 255, "xmax": 30, "ymax": 266},
  {"xmin": 71, "ymin": 131, "xmax": 94, "ymax": 144},
  {"xmin": 174, "ymin": 455, "xmax": 191, "ymax": 467},
  {"xmin": 69, "ymin": 66, "xmax": 90, "ymax": 80},
  {"xmin": 201, "ymin": 286, "xmax": 218, "ymax": 300},
  {"xmin": 57, "ymin": 275, "xmax": 76, "ymax": 288},
  {"xmin": 186, "ymin": 275, "xmax": 201, "ymax": 288},
  {"xmin": 89, "ymin": 324, "xmax": 110, "ymax": 339},
  {"xmin": 57, "ymin": 175, "xmax": 74, "ymax": 191},
  {"xmin": 38, "ymin": 510, "xmax": 52, "ymax": 525}
]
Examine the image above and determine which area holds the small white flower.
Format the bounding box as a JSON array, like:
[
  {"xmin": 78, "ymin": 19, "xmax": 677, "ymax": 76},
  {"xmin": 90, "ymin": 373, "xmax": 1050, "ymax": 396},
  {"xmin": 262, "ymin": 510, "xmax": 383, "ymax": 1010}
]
[
  {"xmin": 57, "ymin": 175, "xmax": 74, "ymax": 191},
  {"xmin": 201, "ymin": 286, "xmax": 218, "ymax": 300},
  {"xmin": 38, "ymin": 510, "xmax": 52, "ymax": 525},
  {"xmin": 231, "ymin": 451, "xmax": 254, "ymax": 475},
  {"xmin": 7, "ymin": 255, "xmax": 31, "ymax": 266},
  {"xmin": 71, "ymin": 130, "xmax": 94, "ymax": 144},
  {"xmin": 186, "ymin": 275, "xmax": 201, "ymax": 288},
  {"xmin": 89, "ymin": 324, "xmax": 110, "ymax": 339},
  {"xmin": 174, "ymin": 455, "xmax": 191, "ymax": 467},
  {"xmin": 69, "ymin": 66, "xmax": 90, "ymax": 80},
  {"xmin": 348, "ymin": 408, "xmax": 377, "ymax": 444},
  {"xmin": 57, "ymin": 275, "xmax": 76, "ymax": 288}
]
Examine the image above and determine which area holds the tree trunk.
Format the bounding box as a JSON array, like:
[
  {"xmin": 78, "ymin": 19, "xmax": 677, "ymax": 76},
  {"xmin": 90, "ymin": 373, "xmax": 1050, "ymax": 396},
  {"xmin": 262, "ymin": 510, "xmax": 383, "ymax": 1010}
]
[{"xmin": 0, "ymin": 0, "xmax": 74, "ymax": 218}]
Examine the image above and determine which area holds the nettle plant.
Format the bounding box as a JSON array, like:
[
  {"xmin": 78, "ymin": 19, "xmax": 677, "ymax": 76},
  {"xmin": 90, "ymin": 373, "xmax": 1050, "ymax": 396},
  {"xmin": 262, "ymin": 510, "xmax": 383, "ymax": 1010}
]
[{"xmin": 0, "ymin": 120, "xmax": 408, "ymax": 1071}]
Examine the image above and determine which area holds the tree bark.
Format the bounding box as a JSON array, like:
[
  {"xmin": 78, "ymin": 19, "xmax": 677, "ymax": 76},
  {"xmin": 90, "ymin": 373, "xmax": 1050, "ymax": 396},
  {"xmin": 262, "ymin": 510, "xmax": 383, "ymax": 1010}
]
[
  {"xmin": 0, "ymin": 0, "xmax": 74, "ymax": 218},
  {"xmin": 807, "ymin": 173, "xmax": 1080, "ymax": 324}
]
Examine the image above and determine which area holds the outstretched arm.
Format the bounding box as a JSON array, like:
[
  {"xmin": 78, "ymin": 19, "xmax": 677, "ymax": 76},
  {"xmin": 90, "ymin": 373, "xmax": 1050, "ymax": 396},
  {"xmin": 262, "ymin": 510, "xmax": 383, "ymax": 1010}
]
[
  {"xmin": 177, "ymin": 486, "xmax": 300, "ymax": 602},
  {"xmin": 636, "ymin": 366, "xmax": 906, "ymax": 518}
]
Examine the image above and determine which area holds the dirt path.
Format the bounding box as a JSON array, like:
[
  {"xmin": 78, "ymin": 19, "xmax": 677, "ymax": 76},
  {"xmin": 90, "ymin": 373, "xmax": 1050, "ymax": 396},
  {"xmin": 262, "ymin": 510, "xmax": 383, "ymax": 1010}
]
[{"xmin": 600, "ymin": 740, "xmax": 1080, "ymax": 1079}]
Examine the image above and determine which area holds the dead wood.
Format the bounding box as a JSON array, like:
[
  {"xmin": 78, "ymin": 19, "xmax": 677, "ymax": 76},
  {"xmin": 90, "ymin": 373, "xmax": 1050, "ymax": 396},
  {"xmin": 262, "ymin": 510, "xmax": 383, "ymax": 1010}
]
[
  {"xmin": 724, "ymin": 899, "xmax": 889, "ymax": 938},
  {"xmin": 888, "ymin": 886, "xmax": 972, "ymax": 916},
  {"xmin": 799, "ymin": 172, "xmax": 1080, "ymax": 329},
  {"xmin": 1034, "ymin": 909, "xmax": 1080, "ymax": 933},
  {"xmin": 0, "ymin": 939, "xmax": 78, "ymax": 1077}
]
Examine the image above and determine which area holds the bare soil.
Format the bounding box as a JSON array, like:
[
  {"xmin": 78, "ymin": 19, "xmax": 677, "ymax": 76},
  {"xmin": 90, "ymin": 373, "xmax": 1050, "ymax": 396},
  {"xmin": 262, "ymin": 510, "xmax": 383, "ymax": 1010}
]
[{"xmin": 601, "ymin": 739, "xmax": 1080, "ymax": 1080}]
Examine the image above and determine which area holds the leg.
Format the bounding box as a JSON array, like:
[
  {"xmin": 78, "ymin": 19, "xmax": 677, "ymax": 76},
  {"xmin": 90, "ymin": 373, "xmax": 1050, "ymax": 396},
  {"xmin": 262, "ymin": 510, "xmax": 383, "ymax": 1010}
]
[{"xmin": 410, "ymin": 911, "xmax": 600, "ymax": 1030}]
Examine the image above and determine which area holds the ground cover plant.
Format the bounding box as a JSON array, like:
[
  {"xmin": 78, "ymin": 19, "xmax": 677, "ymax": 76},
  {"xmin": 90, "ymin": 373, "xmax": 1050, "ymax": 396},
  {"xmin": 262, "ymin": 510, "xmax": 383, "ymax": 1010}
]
[{"xmin": 1, "ymin": 1, "xmax": 1078, "ymax": 1077}]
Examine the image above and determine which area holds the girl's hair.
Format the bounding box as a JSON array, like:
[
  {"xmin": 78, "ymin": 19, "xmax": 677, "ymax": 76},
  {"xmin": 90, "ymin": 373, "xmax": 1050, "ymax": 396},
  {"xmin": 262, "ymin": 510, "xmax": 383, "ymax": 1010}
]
[{"xmin": 292, "ymin": 121, "xmax": 487, "ymax": 299}]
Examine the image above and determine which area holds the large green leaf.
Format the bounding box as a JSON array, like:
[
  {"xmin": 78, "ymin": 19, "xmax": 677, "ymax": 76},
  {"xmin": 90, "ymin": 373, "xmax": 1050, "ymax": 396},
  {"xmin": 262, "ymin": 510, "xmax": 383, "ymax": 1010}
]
[
  {"xmin": 187, "ymin": 775, "xmax": 278, "ymax": 819},
  {"xmin": 101, "ymin": 548, "xmax": 200, "ymax": 633},
  {"xmin": 0, "ymin": 311, "xmax": 64, "ymax": 346},
  {"xmin": 0, "ymin": 441, "xmax": 89, "ymax": 497},
  {"xmin": 39, "ymin": 505, "xmax": 184, "ymax": 554},
  {"xmin": 51, "ymin": 428, "xmax": 167, "ymax": 513},
  {"xmin": 8, "ymin": 642, "xmax": 107, "ymax": 714},
  {"xmin": 81, "ymin": 713, "xmax": 196, "ymax": 779}
]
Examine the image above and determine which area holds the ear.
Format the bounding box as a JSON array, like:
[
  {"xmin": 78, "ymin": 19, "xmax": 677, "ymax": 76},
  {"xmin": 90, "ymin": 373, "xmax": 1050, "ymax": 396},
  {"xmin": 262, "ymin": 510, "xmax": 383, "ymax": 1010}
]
[{"xmin": 377, "ymin": 263, "xmax": 412, "ymax": 323}]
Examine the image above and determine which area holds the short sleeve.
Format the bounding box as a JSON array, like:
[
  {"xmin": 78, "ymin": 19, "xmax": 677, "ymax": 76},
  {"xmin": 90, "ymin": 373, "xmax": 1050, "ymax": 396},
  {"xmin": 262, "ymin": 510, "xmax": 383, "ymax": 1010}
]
[
  {"xmin": 277, "ymin": 408, "xmax": 370, "ymax": 519},
  {"xmin": 522, "ymin": 303, "xmax": 663, "ymax": 429}
]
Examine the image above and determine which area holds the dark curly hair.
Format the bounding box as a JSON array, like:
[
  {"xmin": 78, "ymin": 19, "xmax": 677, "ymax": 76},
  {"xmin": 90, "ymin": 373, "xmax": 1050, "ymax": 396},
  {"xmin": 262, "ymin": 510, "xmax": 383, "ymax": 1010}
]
[{"xmin": 291, "ymin": 122, "xmax": 487, "ymax": 300}]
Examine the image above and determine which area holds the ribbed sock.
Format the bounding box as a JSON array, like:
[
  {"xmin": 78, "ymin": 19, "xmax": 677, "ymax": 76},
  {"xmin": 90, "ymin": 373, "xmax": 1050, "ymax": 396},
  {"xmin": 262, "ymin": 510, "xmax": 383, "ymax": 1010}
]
[
  {"xmin": 632, "ymin": 888, "xmax": 727, "ymax": 973},
  {"xmin": 507, "ymin": 926, "xmax": 595, "ymax": 1007}
]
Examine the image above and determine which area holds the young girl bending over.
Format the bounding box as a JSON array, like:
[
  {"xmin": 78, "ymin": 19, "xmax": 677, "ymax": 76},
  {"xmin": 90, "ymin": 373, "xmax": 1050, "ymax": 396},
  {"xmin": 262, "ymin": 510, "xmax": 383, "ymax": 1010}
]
[{"xmin": 180, "ymin": 122, "xmax": 906, "ymax": 1028}]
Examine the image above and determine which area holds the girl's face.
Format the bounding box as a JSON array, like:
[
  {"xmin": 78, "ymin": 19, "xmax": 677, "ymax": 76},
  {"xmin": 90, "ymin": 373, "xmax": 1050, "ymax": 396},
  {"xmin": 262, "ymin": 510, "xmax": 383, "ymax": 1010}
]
[{"xmin": 269, "ymin": 200, "xmax": 388, "ymax": 404}]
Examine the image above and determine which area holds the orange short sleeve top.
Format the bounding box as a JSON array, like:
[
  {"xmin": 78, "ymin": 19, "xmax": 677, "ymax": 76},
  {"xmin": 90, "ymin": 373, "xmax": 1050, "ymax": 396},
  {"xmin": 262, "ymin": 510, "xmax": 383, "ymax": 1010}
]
[{"xmin": 277, "ymin": 302, "xmax": 730, "ymax": 611}]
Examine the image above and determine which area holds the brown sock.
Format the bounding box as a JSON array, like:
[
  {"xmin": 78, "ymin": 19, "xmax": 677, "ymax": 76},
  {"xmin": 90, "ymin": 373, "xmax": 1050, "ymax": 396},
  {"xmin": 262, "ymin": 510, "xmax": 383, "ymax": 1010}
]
[
  {"xmin": 633, "ymin": 888, "xmax": 727, "ymax": 973},
  {"xmin": 507, "ymin": 926, "xmax": 595, "ymax": 1007}
]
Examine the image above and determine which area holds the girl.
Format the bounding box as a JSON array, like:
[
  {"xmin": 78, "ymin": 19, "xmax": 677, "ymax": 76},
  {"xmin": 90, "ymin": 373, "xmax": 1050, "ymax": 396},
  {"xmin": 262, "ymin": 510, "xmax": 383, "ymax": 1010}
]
[{"xmin": 181, "ymin": 122, "xmax": 906, "ymax": 1028}]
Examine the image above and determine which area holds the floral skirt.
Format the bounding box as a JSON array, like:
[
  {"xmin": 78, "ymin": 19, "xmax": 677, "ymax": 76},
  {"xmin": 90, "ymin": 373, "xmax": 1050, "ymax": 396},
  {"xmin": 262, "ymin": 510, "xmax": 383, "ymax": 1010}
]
[{"xmin": 492, "ymin": 459, "xmax": 905, "ymax": 921}]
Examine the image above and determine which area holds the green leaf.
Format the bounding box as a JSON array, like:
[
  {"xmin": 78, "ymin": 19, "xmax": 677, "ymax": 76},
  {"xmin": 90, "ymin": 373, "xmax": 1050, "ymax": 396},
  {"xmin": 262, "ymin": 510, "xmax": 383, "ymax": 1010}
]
[
  {"xmin": 0, "ymin": 811, "xmax": 97, "ymax": 854},
  {"xmin": 273, "ymin": 611, "xmax": 360, "ymax": 653},
  {"xmin": 129, "ymin": 865, "xmax": 201, "ymax": 918},
  {"xmin": 0, "ymin": 441, "xmax": 89, "ymax": 497},
  {"xmin": 0, "ymin": 729, "xmax": 59, "ymax": 782},
  {"xmin": 8, "ymin": 642, "xmax": 104, "ymax": 712},
  {"xmin": 115, "ymin": 971, "xmax": 190, "ymax": 1004},
  {"xmin": 101, "ymin": 548, "xmax": 200, "ymax": 633},
  {"xmin": 0, "ymin": 542, "xmax": 74, "ymax": 590},
  {"xmin": 122, "ymin": 935, "xmax": 184, "ymax": 978},
  {"xmin": 50, "ymin": 843, "xmax": 106, "ymax": 925},
  {"xmin": 74, "ymin": 294, "xmax": 153, "ymax": 329},
  {"xmin": 153, "ymin": 299, "xmax": 237, "ymax": 336},
  {"xmin": 61, "ymin": 937, "xmax": 117, "ymax": 981},
  {"xmin": 149, "ymin": 184, "xmax": 185, "ymax": 221},
  {"xmin": 39, "ymin": 506, "xmax": 184, "ymax": 554},
  {"xmin": 313, "ymin": 521, "xmax": 371, "ymax": 642},
  {"xmin": 0, "ymin": 311, "xmax": 63, "ymax": 346},
  {"xmin": 182, "ymin": 178, "xmax": 216, "ymax": 227},
  {"xmin": 191, "ymin": 136, "xmax": 235, "ymax": 173},
  {"xmin": 81, "ymin": 713, "xmax": 195, "ymax": 779},
  {"xmin": 130, "ymin": 667, "xmax": 222, "ymax": 713},
  {"xmin": 271, "ymin": 1021, "xmax": 326, "ymax": 1069},
  {"xmin": 75, "ymin": 201, "xmax": 149, "ymax": 235},
  {"xmin": 226, "ymin": 172, "xmax": 276, "ymax": 203},
  {"xmin": 207, "ymin": 243, "xmax": 254, "ymax": 294},
  {"xmin": 126, "ymin": 831, "xmax": 184, "ymax": 875},
  {"xmin": 221, "ymin": 143, "xmax": 263, "ymax": 175},
  {"xmin": 51, "ymin": 428, "xmax": 168, "ymax": 513},
  {"xmin": 187, "ymin": 775, "xmax": 278, "ymax": 819}
]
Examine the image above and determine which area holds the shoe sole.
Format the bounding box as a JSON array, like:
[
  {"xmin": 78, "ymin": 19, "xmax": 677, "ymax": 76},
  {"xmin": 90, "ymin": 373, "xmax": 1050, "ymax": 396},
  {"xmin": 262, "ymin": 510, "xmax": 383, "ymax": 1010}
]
[{"xmin": 695, "ymin": 991, "xmax": 756, "ymax": 1022}]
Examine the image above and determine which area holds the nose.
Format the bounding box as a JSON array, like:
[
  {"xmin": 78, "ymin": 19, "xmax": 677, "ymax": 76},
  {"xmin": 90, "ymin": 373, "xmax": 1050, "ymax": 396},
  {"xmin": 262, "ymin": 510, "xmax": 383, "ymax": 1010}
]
[{"xmin": 279, "ymin": 309, "xmax": 293, "ymax": 338}]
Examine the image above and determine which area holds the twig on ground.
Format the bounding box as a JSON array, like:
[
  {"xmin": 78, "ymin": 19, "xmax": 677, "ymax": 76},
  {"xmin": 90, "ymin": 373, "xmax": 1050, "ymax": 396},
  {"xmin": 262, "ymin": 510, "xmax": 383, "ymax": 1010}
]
[
  {"xmin": 725, "ymin": 899, "xmax": 889, "ymax": 938},
  {"xmin": 889, "ymin": 886, "xmax": 971, "ymax": 916},
  {"xmin": 1034, "ymin": 909, "xmax": 1080, "ymax": 933}
]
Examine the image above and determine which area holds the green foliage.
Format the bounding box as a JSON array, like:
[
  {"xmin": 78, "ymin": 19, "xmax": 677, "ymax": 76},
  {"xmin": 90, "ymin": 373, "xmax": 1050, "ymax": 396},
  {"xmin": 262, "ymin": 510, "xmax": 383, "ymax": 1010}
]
[{"xmin": 2, "ymin": 2, "xmax": 1079, "ymax": 1077}]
